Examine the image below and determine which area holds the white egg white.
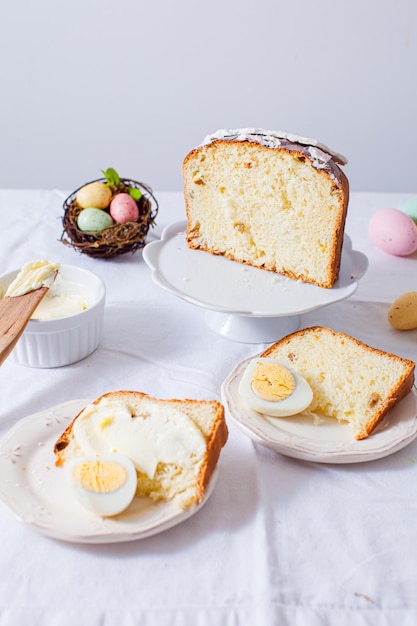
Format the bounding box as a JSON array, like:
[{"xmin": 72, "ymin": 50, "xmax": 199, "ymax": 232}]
[
  {"xmin": 238, "ymin": 358, "xmax": 313, "ymax": 417},
  {"xmin": 66, "ymin": 452, "xmax": 137, "ymax": 517}
]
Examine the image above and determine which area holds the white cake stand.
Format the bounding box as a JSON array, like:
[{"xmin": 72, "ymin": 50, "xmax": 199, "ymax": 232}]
[{"xmin": 143, "ymin": 221, "xmax": 368, "ymax": 343}]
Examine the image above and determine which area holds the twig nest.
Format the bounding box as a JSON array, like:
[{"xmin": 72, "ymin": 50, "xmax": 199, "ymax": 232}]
[{"xmin": 61, "ymin": 169, "xmax": 158, "ymax": 259}]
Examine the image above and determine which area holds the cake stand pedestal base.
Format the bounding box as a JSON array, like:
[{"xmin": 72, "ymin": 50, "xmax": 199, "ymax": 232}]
[{"xmin": 204, "ymin": 311, "xmax": 300, "ymax": 344}]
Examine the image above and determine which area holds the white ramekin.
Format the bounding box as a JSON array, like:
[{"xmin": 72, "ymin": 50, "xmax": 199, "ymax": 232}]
[{"xmin": 0, "ymin": 264, "xmax": 106, "ymax": 368}]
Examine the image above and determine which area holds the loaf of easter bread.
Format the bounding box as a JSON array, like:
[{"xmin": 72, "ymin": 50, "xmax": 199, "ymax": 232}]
[{"xmin": 183, "ymin": 129, "xmax": 349, "ymax": 288}]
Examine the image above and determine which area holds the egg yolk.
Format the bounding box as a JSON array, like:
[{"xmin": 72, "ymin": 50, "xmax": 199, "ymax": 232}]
[
  {"xmin": 71, "ymin": 460, "xmax": 128, "ymax": 493},
  {"xmin": 251, "ymin": 361, "xmax": 296, "ymax": 402}
]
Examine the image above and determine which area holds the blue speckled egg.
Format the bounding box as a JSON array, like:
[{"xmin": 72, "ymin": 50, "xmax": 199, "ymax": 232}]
[{"xmin": 77, "ymin": 208, "xmax": 114, "ymax": 233}]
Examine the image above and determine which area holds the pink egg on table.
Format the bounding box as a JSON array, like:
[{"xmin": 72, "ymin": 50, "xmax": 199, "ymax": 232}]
[
  {"xmin": 368, "ymin": 208, "xmax": 417, "ymax": 256},
  {"xmin": 110, "ymin": 193, "xmax": 139, "ymax": 224}
]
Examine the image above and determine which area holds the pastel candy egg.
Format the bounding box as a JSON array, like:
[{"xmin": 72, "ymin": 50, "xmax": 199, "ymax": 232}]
[
  {"xmin": 76, "ymin": 182, "xmax": 112, "ymax": 209},
  {"xmin": 77, "ymin": 207, "xmax": 114, "ymax": 233},
  {"xmin": 110, "ymin": 193, "xmax": 139, "ymax": 224},
  {"xmin": 368, "ymin": 208, "xmax": 417, "ymax": 256},
  {"xmin": 388, "ymin": 292, "xmax": 417, "ymax": 330},
  {"xmin": 399, "ymin": 198, "xmax": 417, "ymax": 224}
]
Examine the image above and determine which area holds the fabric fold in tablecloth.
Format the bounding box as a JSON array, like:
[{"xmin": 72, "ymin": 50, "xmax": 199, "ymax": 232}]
[{"xmin": 1, "ymin": 191, "xmax": 417, "ymax": 626}]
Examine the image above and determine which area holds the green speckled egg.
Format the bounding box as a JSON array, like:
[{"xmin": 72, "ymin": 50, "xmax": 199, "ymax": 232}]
[
  {"xmin": 399, "ymin": 198, "xmax": 417, "ymax": 224},
  {"xmin": 77, "ymin": 207, "xmax": 114, "ymax": 233}
]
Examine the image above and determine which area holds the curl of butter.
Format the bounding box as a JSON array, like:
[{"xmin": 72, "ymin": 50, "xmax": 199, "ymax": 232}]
[
  {"xmin": 251, "ymin": 361, "xmax": 295, "ymax": 402},
  {"xmin": 5, "ymin": 260, "xmax": 60, "ymax": 297}
]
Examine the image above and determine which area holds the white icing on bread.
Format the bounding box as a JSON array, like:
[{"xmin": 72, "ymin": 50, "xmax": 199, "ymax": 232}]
[{"xmin": 200, "ymin": 128, "xmax": 348, "ymax": 166}]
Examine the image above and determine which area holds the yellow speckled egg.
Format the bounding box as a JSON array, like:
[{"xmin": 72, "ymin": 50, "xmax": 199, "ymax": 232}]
[
  {"xmin": 76, "ymin": 182, "xmax": 112, "ymax": 209},
  {"xmin": 388, "ymin": 292, "xmax": 417, "ymax": 330}
]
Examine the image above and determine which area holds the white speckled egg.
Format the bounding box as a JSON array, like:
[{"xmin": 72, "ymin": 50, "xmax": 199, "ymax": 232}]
[
  {"xmin": 368, "ymin": 208, "xmax": 417, "ymax": 256},
  {"xmin": 77, "ymin": 208, "xmax": 114, "ymax": 233},
  {"xmin": 388, "ymin": 292, "xmax": 417, "ymax": 330},
  {"xmin": 76, "ymin": 182, "xmax": 112, "ymax": 209},
  {"xmin": 110, "ymin": 193, "xmax": 139, "ymax": 224}
]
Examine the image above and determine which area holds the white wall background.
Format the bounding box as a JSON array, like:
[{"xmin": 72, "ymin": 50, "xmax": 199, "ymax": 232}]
[{"xmin": 0, "ymin": 0, "xmax": 416, "ymax": 193}]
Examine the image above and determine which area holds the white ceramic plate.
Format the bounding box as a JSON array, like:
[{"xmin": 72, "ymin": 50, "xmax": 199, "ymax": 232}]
[
  {"xmin": 221, "ymin": 358, "xmax": 417, "ymax": 463},
  {"xmin": 143, "ymin": 221, "xmax": 368, "ymax": 317},
  {"xmin": 0, "ymin": 400, "xmax": 218, "ymax": 543}
]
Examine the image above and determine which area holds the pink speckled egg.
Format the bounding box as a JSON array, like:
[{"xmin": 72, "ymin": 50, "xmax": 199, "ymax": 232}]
[
  {"xmin": 110, "ymin": 193, "xmax": 139, "ymax": 224},
  {"xmin": 368, "ymin": 208, "xmax": 417, "ymax": 256}
]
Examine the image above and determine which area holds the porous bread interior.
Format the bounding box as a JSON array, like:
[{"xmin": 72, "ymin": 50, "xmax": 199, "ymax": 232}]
[
  {"xmin": 262, "ymin": 327, "xmax": 414, "ymax": 439},
  {"xmin": 55, "ymin": 392, "xmax": 227, "ymax": 509},
  {"xmin": 133, "ymin": 400, "xmax": 223, "ymax": 507},
  {"xmin": 184, "ymin": 141, "xmax": 347, "ymax": 288}
]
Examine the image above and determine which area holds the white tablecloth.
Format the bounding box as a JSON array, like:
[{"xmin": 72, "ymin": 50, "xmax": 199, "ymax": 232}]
[{"xmin": 1, "ymin": 190, "xmax": 417, "ymax": 626}]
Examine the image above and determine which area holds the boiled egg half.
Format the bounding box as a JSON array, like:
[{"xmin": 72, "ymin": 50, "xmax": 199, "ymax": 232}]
[
  {"xmin": 238, "ymin": 358, "xmax": 313, "ymax": 417},
  {"xmin": 66, "ymin": 452, "xmax": 137, "ymax": 517}
]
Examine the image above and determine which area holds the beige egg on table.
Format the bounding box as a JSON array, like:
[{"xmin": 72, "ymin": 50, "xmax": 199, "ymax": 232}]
[{"xmin": 388, "ymin": 292, "xmax": 417, "ymax": 330}]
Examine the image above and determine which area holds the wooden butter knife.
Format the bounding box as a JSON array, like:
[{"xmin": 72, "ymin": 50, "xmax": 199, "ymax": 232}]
[{"xmin": 0, "ymin": 286, "xmax": 49, "ymax": 366}]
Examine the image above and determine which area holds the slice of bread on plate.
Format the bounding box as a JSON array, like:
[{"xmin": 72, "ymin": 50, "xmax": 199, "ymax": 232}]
[
  {"xmin": 261, "ymin": 326, "xmax": 415, "ymax": 439},
  {"xmin": 183, "ymin": 128, "xmax": 349, "ymax": 288},
  {"xmin": 54, "ymin": 390, "xmax": 228, "ymax": 509}
]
